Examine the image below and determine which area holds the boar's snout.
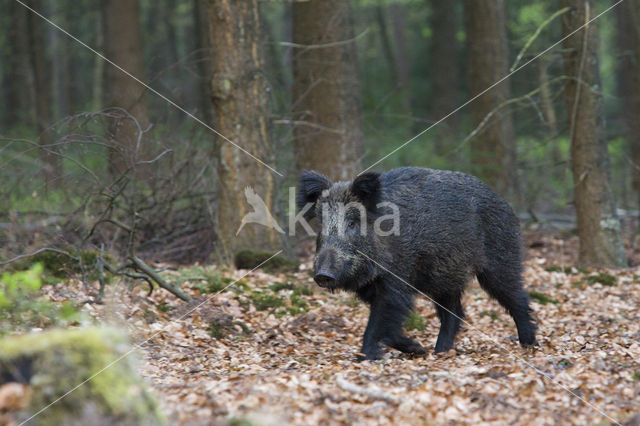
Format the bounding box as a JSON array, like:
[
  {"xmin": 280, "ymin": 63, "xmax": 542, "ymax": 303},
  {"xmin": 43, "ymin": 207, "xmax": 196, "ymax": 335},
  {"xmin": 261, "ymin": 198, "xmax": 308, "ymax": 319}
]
[
  {"xmin": 314, "ymin": 248, "xmax": 340, "ymax": 288},
  {"xmin": 314, "ymin": 271, "xmax": 336, "ymax": 288}
]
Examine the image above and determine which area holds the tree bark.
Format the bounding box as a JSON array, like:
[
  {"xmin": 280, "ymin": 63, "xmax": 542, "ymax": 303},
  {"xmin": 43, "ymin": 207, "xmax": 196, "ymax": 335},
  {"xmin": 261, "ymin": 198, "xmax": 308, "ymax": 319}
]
[
  {"xmin": 292, "ymin": 0, "xmax": 365, "ymax": 180},
  {"xmin": 463, "ymin": 0, "xmax": 518, "ymax": 203},
  {"xmin": 102, "ymin": 0, "xmax": 150, "ymax": 175},
  {"xmin": 430, "ymin": 0, "xmax": 459, "ymax": 144},
  {"xmin": 26, "ymin": 0, "xmax": 60, "ymax": 188},
  {"xmin": 206, "ymin": 0, "xmax": 282, "ymax": 264},
  {"xmin": 561, "ymin": 0, "xmax": 626, "ymax": 267},
  {"xmin": 617, "ymin": 0, "xmax": 640, "ymax": 209}
]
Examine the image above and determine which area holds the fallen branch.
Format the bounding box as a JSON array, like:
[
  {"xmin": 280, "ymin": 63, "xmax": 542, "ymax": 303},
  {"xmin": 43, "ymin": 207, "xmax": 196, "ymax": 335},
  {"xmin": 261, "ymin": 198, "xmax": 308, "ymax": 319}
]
[
  {"xmin": 130, "ymin": 255, "xmax": 192, "ymax": 302},
  {"xmin": 336, "ymin": 377, "xmax": 402, "ymax": 405}
]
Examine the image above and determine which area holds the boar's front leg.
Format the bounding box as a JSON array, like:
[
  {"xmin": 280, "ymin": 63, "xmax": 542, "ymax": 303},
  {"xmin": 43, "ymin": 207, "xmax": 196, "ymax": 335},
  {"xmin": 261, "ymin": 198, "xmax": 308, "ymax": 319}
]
[{"xmin": 357, "ymin": 285, "xmax": 425, "ymax": 361}]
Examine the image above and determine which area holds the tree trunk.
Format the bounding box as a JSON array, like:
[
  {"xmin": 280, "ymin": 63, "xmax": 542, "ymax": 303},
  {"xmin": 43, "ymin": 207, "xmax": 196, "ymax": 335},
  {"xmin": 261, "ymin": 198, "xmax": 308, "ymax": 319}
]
[
  {"xmin": 375, "ymin": 5, "xmax": 396, "ymax": 83},
  {"xmin": 26, "ymin": 0, "xmax": 60, "ymax": 188},
  {"xmin": 463, "ymin": 0, "xmax": 518, "ymax": 203},
  {"xmin": 292, "ymin": 0, "xmax": 364, "ymax": 180},
  {"xmin": 429, "ymin": 0, "xmax": 459, "ymax": 145},
  {"xmin": 102, "ymin": 0, "xmax": 150, "ymax": 175},
  {"xmin": 206, "ymin": 0, "xmax": 282, "ymax": 264},
  {"xmin": 7, "ymin": 1, "xmax": 36, "ymax": 128},
  {"xmin": 194, "ymin": 0, "xmax": 215, "ymax": 126},
  {"xmin": 617, "ymin": 0, "xmax": 640, "ymax": 209},
  {"xmin": 391, "ymin": 3, "xmax": 411, "ymax": 116},
  {"xmin": 561, "ymin": 0, "xmax": 626, "ymax": 267}
]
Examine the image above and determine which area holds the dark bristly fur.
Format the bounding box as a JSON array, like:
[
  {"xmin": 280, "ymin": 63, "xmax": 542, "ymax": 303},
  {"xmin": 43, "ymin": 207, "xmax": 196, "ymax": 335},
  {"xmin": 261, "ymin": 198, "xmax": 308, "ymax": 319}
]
[{"xmin": 297, "ymin": 167, "xmax": 537, "ymax": 361}]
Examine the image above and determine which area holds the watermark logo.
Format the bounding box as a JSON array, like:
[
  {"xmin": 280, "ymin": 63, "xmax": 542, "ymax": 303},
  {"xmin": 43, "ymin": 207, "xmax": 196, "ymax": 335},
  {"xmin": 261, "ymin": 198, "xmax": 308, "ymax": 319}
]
[
  {"xmin": 236, "ymin": 187, "xmax": 400, "ymax": 237},
  {"xmin": 236, "ymin": 187, "xmax": 285, "ymax": 235}
]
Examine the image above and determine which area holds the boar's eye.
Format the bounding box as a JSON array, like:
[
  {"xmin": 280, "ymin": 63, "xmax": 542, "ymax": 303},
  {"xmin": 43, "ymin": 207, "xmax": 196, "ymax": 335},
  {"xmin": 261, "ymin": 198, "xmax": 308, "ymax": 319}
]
[{"xmin": 346, "ymin": 220, "xmax": 357, "ymax": 230}]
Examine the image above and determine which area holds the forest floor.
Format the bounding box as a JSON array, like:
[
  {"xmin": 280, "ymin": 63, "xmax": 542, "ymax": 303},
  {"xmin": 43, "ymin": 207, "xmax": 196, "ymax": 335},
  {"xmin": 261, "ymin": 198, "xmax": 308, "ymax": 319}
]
[{"xmin": 37, "ymin": 233, "xmax": 640, "ymax": 425}]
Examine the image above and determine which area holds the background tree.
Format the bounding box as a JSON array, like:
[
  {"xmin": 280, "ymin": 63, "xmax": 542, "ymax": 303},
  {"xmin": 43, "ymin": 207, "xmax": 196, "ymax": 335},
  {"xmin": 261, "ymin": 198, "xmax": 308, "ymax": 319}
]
[
  {"xmin": 463, "ymin": 0, "xmax": 518, "ymax": 202},
  {"xmin": 6, "ymin": 1, "xmax": 35, "ymax": 129},
  {"xmin": 102, "ymin": 0, "xmax": 150, "ymax": 175},
  {"xmin": 27, "ymin": 0, "xmax": 60, "ymax": 187},
  {"xmin": 429, "ymin": 0, "xmax": 460, "ymax": 145},
  {"xmin": 194, "ymin": 0, "xmax": 215, "ymax": 126},
  {"xmin": 617, "ymin": 0, "xmax": 640, "ymax": 209},
  {"xmin": 292, "ymin": 0, "xmax": 364, "ymax": 180},
  {"xmin": 560, "ymin": 0, "xmax": 626, "ymax": 267},
  {"xmin": 391, "ymin": 2, "xmax": 412, "ymax": 117},
  {"xmin": 206, "ymin": 0, "xmax": 282, "ymax": 263}
]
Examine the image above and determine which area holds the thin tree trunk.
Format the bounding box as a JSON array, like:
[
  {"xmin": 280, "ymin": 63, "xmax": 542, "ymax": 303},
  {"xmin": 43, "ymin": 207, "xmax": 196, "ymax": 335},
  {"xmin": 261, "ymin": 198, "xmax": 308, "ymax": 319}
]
[
  {"xmin": 391, "ymin": 3, "xmax": 411, "ymax": 115},
  {"xmin": 429, "ymin": 0, "xmax": 459, "ymax": 145},
  {"xmin": 194, "ymin": 0, "xmax": 215, "ymax": 126},
  {"xmin": 375, "ymin": 5, "xmax": 397, "ymax": 83},
  {"xmin": 538, "ymin": 59, "xmax": 561, "ymax": 169},
  {"xmin": 206, "ymin": 0, "xmax": 282, "ymax": 263},
  {"xmin": 292, "ymin": 0, "xmax": 365, "ymax": 180},
  {"xmin": 26, "ymin": 0, "xmax": 60, "ymax": 188},
  {"xmin": 538, "ymin": 59, "xmax": 558, "ymax": 136},
  {"xmin": 560, "ymin": 0, "xmax": 626, "ymax": 267},
  {"xmin": 92, "ymin": 16, "xmax": 104, "ymax": 112},
  {"xmin": 463, "ymin": 0, "xmax": 518, "ymax": 204},
  {"xmin": 7, "ymin": 1, "xmax": 36, "ymax": 128},
  {"xmin": 102, "ymin": 0, "xmax": 150, "ymax": 175},
  {"xmin": 617, "ymin": 0, "xmax": 640, "ymax": 209}
]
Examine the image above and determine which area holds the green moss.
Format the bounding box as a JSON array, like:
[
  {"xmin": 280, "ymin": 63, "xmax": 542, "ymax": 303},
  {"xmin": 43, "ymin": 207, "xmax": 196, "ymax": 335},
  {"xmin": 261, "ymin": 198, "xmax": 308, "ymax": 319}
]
[
  {"xmin": 270, "ymin": 281, "xmax": 313, "ymax": 296},
  {"xmin": 157, "ymin": 302, "xmax": 172, "ymax": 313},
  {"xmin": 0, "ymin": 327, "xmax": 163, "ymax": 425},
  {"xmin": 585, "ymin": 273, "xmax": 617, "ymax": 287},
  {"xmin": 404, "ymin": 311, "xmax": 427, "ymax": 331},
  {"xmin": 234, "ymin": 321, "xmax": 251, "ymax": 335},
  {"xmin": 544, "ymin": 265, "xmax": 575, "ymax": 274},
  {"xmin": 228, "ymin": 418, "xmax": 253, "ymax": 426},
  {"xmin": 480, "ymin": 310, "xmax": 500, "ymax": 320},
  {"xmin": 186, "ymin": 267, "xmax": 234, "ymax": 294},
  {"xmin": 293, "ymin": 284, "xmax": 314, "ymax": 296},
  {"xmin": 270, "ymin": 282, "xmax": 295, "ymax": 292},
  {"xmin": 208, "ymin": 322, "xmax": 226, "ymax": 339},
  {"xmin": 288, "ymin": 294, "xmax": 308, "ymax": 315},
  {"xmin": 528, "ymin": 291, "xmax": 559, "ymax": 305},
  {"xmin": 249, "ymin": 291, "xmax": 285, "ymax": 311},
  {"xmin": 234, "ymin": 250, "xmax": 300, "ymax": 273},
  {"xmin": 632, "ymin": 371, "xmax": 640, "ymax": 381}
]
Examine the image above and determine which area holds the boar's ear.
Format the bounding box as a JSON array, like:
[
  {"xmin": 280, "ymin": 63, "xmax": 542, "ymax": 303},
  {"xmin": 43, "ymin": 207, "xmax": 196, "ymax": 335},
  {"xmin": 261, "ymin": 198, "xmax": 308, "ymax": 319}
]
[
  {"xmin": 350, "ymin": 172, "xmax": 381, "ymax": 211},
  {"xmin": 297, "ymin": 170, "xmax": 332, "ymax": 219}
]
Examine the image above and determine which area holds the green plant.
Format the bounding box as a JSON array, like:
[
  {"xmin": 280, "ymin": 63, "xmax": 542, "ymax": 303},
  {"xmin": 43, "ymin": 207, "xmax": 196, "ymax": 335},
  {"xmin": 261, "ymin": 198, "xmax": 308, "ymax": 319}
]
[
  {"xmin": 480, "ymin": 310, "xmax": 500, "ymax": 320},
  {"xmin": 0, "ymin": 263, "xmax": 81, "ymax": 334},
  {"xmin": 528, "ymin": 291, "xmax": 559, "ymax": 305},
  {"xmin": 404, "ymin": 311, "xmax": 427, "ymax": 331}
]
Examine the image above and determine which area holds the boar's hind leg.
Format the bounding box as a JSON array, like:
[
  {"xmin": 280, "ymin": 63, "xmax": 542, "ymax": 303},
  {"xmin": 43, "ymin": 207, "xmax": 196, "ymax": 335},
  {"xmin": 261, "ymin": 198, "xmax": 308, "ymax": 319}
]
[
  {"xmin": 434, "ymin": 293, "xmax": 464, "ymax": 353},
  {"xmin": 477, "ymin": 267, "xmax": 537, "ymax": 346}
]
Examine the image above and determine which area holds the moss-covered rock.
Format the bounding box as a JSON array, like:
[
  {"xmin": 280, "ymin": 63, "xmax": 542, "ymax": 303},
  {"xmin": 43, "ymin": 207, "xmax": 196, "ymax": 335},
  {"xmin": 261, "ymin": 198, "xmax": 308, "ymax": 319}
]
[
  {"xmin": 0, "ymin": 327, "xmax": 164, "ymax": 425},
  {"xmin": 234, "ymin": 250, "xmax": 299, "ymax": 273}
]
